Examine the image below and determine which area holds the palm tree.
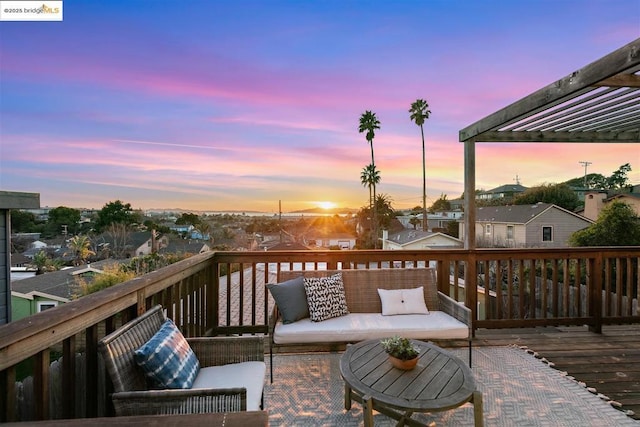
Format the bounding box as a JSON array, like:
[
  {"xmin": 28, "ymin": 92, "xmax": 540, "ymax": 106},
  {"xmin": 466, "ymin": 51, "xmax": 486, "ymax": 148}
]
[
  {"xmin": 360, "ymin": 166, "xmax": 372, "ymax": 210},
  {"xmin": 32, "ymin": 250, "xmax": 50, "ymax": 275},
  {"xmin": 374, "ymin": 193, "xmax": 395, "ymax": 231},
  {"xmin": 360, "ymin": 164, "xmax": 380, "ymax": 215},
  {"xmin": 359, "ymin": 111, "xmax": 381, "ymax": 246},
  {"xmin": 409, "ymin": 99, "xmax": 431, "ymax": 231},
  {"xmin": 360, "ymin": 164, "xmax": 381, "ymax": 248},
  {"xmin": 67, "ymin": 235, "xmax": 96, "ymax": 266}
]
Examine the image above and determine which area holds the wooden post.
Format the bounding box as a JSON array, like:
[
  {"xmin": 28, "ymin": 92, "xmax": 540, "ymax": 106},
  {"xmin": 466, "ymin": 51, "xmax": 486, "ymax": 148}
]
[
  {"xmin": 466, "ymin": 251, "xmax": 478, "ymax": 336},
  {"xmin": 463, "ymin": 140, "xmax": 476, "ymax": 250},
  {"xmin": 589, "ymin": 254, "xmax": 603, "ymax": 333}
]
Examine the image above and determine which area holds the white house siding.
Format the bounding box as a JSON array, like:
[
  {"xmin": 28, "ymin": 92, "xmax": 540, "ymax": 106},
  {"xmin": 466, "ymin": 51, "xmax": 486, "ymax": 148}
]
[
  {"xmin": 476, "ymin": 223, "xmax": 526, "ymax": 248},
  {"xmin": 514, "ymin": 225, "xmax": 527, "ymax": 246},
  {"xmin": 475, "ymin": 223, "xmax": 526, "ymax": 248},
  {"xmin": 386, "ymin": 234, "xmax": 462, "ymax": 250}
]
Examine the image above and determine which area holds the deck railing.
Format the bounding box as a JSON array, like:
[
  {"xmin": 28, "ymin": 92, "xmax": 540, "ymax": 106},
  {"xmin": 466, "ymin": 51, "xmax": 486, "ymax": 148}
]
[{"xmin": 1, "ymin": 247, "xmax": 638, "ymax": 422}]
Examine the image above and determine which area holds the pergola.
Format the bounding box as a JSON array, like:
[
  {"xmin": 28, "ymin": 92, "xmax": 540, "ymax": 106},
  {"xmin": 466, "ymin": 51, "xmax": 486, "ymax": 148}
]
[{"xmin": 459, "ymin": 38, "xmax": 640, "ymax": 249}]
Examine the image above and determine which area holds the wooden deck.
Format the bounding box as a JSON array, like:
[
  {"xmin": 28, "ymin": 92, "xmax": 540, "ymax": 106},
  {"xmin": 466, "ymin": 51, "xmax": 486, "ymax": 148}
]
[{"xmin": 473, "ymin": 324, "xmax": 640, "ymax": 420}]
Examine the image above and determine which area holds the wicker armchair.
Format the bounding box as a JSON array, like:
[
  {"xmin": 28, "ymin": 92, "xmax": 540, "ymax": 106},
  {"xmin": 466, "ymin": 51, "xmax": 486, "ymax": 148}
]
[{"xmin": 98, "ymin": 305, "xmax": 265, "ymax": 416}]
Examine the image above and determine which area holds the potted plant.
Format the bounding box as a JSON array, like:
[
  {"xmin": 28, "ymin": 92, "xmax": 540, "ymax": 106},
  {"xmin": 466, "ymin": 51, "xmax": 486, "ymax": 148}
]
[{"xmin": 380, "ymin": 336, "xmax": 420, "ymax": 370}]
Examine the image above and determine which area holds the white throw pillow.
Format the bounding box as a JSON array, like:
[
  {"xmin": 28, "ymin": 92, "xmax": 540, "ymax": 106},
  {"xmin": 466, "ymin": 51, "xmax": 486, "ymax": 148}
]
[{"xmin": 377, "ymin": 287, "xmax": 429, "ymax": 316}]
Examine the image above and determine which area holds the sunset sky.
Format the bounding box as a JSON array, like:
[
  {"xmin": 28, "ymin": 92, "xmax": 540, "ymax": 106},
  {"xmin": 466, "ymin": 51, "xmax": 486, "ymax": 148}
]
[{"xmin": 1, "ymin": 1, "xmax": 639, "ymax": 213}]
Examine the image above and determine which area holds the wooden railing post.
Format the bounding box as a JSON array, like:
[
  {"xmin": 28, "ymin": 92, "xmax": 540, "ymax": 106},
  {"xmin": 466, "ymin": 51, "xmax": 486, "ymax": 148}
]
[
  {"xmin": 589, "ymin": 253, "xmax": 603, "ymax": 333},
  {"xmin": 436, "ymin": 259, "xmax": 446, "ymax": 294},
  {"xmin": 465, "ymin": 251, "xmax": 478, "ymax": 336}
]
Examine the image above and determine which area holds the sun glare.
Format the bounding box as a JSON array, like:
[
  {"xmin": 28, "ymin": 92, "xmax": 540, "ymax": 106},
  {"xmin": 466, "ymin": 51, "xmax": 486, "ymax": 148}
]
[{"xmin": 317, "ymin": 201, "xmax": 336, "ymax": 210}]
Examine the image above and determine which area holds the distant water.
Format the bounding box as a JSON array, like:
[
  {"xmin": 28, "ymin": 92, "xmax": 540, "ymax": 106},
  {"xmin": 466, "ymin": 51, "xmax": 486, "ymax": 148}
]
[{"xmin": 204, "ymin": 211, "xmax": 350, "ymax": 217}]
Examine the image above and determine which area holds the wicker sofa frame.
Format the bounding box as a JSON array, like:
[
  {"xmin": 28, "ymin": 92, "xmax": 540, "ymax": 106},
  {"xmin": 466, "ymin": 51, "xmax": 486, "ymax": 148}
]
[
  {"xmin": 268, "ymin": 268, "xmax": 472, "ymax": 382},
  {"xmin": 99, "ymin": 305, "xmax": 265, "ymax": 416}
]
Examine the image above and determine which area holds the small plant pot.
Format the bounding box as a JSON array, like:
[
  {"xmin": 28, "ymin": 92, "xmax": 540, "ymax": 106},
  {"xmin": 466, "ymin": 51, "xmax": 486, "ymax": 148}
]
[{"xmin": 389, "ymin": 355, "xmax": 418, "ymax": 370}]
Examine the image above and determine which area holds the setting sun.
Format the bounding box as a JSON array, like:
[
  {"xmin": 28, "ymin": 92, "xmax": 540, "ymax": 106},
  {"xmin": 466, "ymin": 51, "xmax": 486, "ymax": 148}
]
[{"xmin": 317, "ymin": 201, "xmax": 336, "ymax": 210}]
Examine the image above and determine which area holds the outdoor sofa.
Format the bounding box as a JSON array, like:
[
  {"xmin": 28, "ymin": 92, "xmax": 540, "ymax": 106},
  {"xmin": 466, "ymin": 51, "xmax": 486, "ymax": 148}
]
[{"xmin": 268, "ymin": 267, "xmax": 472, "ymax": 382}]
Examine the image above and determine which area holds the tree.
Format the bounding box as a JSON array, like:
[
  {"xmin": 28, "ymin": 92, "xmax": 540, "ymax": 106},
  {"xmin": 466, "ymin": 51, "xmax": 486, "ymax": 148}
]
[
  {"xmin": 10, "ymin": 210, "xmax": 39, "ymax": 233},
  {"xmin": 569, "ymin": 201, "xmax": 640, "ymax": 246},
  {"xmin": 430, "ymin": 193, "xmax": 451, "ymax": 213},
  {"xmin": 196, "ymin": 221, "xmax": 212, "ymax": 241},
  {"xmin": 104, "ymin": 222, "xmax": 132, "ymax": 259},
  {"xmin": 374, "ymin": 193, "xmax": 395, "ymax": 231},
  {"xmin": 31, "ymin": 250, "xmax": 61, "ymax": 275},
  {"xmin": 95, "ymin": 200, "xmax": 139, "ymax": 232},
  {"xmin": 409, "ymin": 216, "xmax": 421, "ymax": 230},
  {"xmin": 606, "ymin": 163, "xmax": 632, "ymax": 191},
  {"xmin": 409, "ymin": 206, "xmax": 422, "ymax": 230},
  {"xmin": 358, "ymin": 110, "xmax": 381, "ymax": 247},
  {"xmin": 66, "ymin": 235, "xmax": 96, "ymax": 266},
  {"xmin": 445, "ymin": 220, "xmax": 459, "ymax": 238},
  {"xmin": 563, "ymin": 163, "xmax": 633, "ymax": 191},
  {"xmin": 143, "ymin": 219, "xmax": 171, "ymax": 234},
  {"xmin": 175, "ymin": 213, "xmax": 202, "ymax": 226},
  {"xmin": 513, "ymin": 183, "xmax": 579, "ymax": 211},
  {"xmin": 409, "ymin": 99, "xmax": 431, "ymax": 231},
  {"xmin": 360, "ymin": 164, "xmax": 380, "ymax": 218},
  {"xmin": 355, "ymin": 193, "xmax": 395, "ymax": 249},
  {"xmin": 46, "ymin": 206, "xmax": 81, "ymax": 237}
]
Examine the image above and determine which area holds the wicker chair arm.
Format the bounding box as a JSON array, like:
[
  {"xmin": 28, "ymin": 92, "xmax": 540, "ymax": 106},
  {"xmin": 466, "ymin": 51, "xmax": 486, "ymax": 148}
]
[
  {"xmin": 187, "ymin": 335, "xmax": 264, "ymax": 366},
  {"xmin": 438, "ymin": 291, "xmax": 472, "ymax": 328},
  {"xmin": 111, "ymin": 387, "xmax": 247, "ymax": 416}
]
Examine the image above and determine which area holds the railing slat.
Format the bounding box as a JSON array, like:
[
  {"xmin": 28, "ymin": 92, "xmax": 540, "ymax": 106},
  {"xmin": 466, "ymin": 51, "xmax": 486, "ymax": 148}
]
[
  {"xmin": 62, "ymin": 336, "xmax": 76, "ymax": 419},
  {"xmin": 34, "ymin": 350, "xmax": 49, "ymax": 420}
]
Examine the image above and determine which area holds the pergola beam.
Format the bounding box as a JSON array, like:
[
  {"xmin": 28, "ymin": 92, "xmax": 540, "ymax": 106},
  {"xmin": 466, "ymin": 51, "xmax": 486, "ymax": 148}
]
[
  {"xmin": 470, "ymin": 130, "xmax": 640, "ymax": 143},
  {"xmin": 459, "ymin": 38, "xmax": 640, "ymax": 143}
]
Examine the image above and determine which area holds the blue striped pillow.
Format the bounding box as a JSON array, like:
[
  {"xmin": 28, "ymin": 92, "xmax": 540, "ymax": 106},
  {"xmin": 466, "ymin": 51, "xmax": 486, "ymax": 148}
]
[{"xmin": 134, "ymin": 319, "xmax": 200, "ymax": 389}]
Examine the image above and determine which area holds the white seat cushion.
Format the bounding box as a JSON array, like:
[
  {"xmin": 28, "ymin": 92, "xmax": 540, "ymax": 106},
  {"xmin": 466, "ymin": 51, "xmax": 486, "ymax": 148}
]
[
  {"xmin": 273, "ymin": 312, "xmax": 469, "ymax": 344},
  {"xmin": 191, "ymin": 361, "xmax": 266, "ymax": 411}
]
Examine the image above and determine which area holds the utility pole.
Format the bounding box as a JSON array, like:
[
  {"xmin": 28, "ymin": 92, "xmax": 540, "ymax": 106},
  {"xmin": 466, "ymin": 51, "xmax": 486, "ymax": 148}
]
[
  {"xmin": 279, "ymin": 200, "xmax": 282, "ymax": 243},
  {"xmin": 579, "ymin": 161, "xmax": 592, "ymax": 188}
]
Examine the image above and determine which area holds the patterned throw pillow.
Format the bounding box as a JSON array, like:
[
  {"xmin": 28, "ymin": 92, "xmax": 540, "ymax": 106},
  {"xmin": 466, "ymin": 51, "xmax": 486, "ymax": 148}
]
[
  {"xmin": 134, "ymin": 319, "xmax": 200, "ymax": 389},
  {"xmin": 303, "ymin": 273, "xmax": 349, "ymax": 322}
]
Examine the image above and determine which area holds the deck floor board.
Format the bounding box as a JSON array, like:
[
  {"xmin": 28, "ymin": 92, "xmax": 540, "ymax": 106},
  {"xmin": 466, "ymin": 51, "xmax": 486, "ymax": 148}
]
[{"xmin": 474, "ymin": 324, "xmax": 640, "ymax": 419}]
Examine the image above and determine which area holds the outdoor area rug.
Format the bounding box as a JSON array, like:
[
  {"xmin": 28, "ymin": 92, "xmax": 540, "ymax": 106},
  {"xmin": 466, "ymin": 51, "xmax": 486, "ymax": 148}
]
[{"xmin": 265, "ymin": 345, "xmax": 639, "ymax": 426}]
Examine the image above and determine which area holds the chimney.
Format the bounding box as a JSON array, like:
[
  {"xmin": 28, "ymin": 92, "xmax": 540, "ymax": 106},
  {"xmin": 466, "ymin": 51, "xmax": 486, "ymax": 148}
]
[{"xmin": 583, "ymin": 191, "xmax": 607, "ymax": 221}]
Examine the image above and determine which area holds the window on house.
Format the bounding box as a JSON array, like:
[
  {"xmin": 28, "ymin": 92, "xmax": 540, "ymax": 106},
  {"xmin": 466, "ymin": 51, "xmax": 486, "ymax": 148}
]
[
  {"xmin": 542, "ymin": 226, "xmax": 553, "ymax": 242},
  {"xmin": 37, "ymin": 301, "xmax": 56, "ymax": 312},
  {"xmin": 485, "ymin": 224, "xmax": 491, "ymax": 235},
  {"xmin": 506, "ymin": 225, "xmax": 514, "ymax": 240}
]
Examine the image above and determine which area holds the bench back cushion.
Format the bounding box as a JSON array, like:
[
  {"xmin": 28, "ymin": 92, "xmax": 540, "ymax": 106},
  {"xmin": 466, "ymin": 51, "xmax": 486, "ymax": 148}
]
[
  {"xmin": 278, "ymin": 268, "xmax": 438, "ymax": 314},
  {"xmin": 98, "ymin": 305, "xmax": 166, "ymax": 392}
]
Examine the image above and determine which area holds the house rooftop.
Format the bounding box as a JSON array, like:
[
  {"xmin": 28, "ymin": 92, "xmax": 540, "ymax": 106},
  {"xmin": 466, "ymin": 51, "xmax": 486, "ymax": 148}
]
[{"xmin": 11, "ymin": 259, "xmax": 119, "ymax": 300}]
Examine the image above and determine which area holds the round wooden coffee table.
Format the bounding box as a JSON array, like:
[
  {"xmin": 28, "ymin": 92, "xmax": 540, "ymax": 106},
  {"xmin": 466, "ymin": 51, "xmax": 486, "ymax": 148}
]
[{"xmin": 340, "ymin": 339, "xmax": 483, "ymax": 427}]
